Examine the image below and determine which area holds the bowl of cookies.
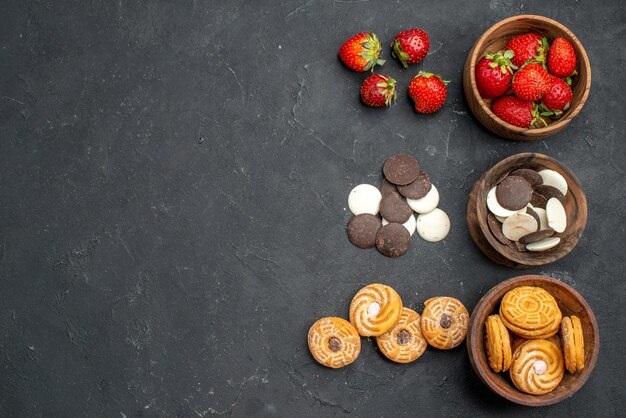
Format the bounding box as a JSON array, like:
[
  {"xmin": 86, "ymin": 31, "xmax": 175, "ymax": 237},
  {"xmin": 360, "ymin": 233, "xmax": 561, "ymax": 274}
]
[
  {"xmin": 466, "ymin": 152, "xmax": 587, "ymax": 268},
  {"xmin": 467, "ymin": 275, "xmax": 599, "ymax": 406},
  {"xmin": 463, "ymin": 15, "xmax": 591, "ymax": 141}
]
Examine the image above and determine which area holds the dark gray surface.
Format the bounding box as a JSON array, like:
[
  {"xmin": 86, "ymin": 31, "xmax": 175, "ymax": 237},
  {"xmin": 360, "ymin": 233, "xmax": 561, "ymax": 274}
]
[{"xmin": 1, "ymin": 0, "xmax": 624, "ymax": 416}]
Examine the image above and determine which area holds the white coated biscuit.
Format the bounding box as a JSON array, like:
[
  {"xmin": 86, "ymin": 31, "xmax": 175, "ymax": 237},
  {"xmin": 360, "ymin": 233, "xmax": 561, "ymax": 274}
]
[
  {"xmin": 538, "ymin": 169, "xmax": 568, "ymax": 196},
  {"xmin": 526, "ymin": 237, "xmax": 561, "ymax": 251},
  {"xmin": 546, "ymin": 198, "xmax": 567, "ymax": 233},
  {"xmin": 502, "ymin": 213, "xmax": 538, "ymax": 241},
  {"xmin": 348, "ymin": 184, "xmax": 382, "ymax": 216},
  {"xmin": 406, "ymin": 184, "xmax": 439, "ymax": 214},
  {"xmin": 416, "ymin": 208, "xmax": 450, "ymax": 242},
  {"xmin": 534, "ymin": 207, "xmax": 549, "ymax": 230}
]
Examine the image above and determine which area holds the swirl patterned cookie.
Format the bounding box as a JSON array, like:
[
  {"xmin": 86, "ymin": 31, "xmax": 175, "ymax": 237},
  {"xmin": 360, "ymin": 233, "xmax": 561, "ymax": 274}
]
[
  {"xmin": 349, "ymin": 284, "xmax": 403, "ymax": 336},
  {"xmin": 421, "ymin": 296, "xmax": 469, "ymax": 349},
  {"xmin": 484, "ymin": 314, "xmax": 512, "ymax": 373},
  {"xmin": 376, "ymin": 307, "xmax": 427, "ymax": 363},
  {"xmin": 308, "ymin": 317, "xmax": 361, "ymax": 368},
  {"xmin": 510, "ymin": 339, "xmax": 564, "ymax": 395},
  {"xmin": 499, "ymin": 286, "xmax": 562, "ymax": 339}
]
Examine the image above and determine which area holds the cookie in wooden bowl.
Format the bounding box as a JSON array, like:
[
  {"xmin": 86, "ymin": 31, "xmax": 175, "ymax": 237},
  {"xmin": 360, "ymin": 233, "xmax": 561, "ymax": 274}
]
[{"xmin": 467, "ymin": 275, "xmax": 599, "ymax": 406}]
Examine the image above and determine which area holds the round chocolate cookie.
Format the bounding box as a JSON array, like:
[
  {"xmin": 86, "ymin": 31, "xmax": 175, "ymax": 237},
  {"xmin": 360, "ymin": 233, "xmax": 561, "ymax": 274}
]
[
  {"xmin": 519, "ymin": 228, "xmax": 555, "ymax": 244},
  {"xmin": 375, "ymin": 223, "xmax": 411, "ymax": 258},
  {"xmin": 535, "ymin": 185, "xmax": 566, "ymax": 204},
  {"xmin": 487, "ymin": 212, "xmax": 511, "ymax": 246},
  {"xmin": 510, "ymin": 168, "xmax": 543, "ymax": 187},
  {"xmin": 495, "ymin": 176, "xmax": 533, "ymax": 211},
  {"xmin": 347, "ymin": 214, "xmax": 382, "ymax": 249},
  {"xmin": 526, "ymin": 206, "xmax": 541, "ymax": 227},
  {"xmin": 530, "ymin": 192, "xmax": 548, "ymax": 209},
  {"xmin": 380, "ymin": 194, "xmax": 412, "ymax": 224},
  {"xmin": 513, "ymin": 241, "xmax": 528, "ymax": 252},
  {"xmin": 397, "ymin": 171, "xmax": 432, "ymax": 200},
  {"xmin": 380, "ymin": 177, "xmax": 398, "ymax": 197},
  {"xmin": 383, "ymin": 154, "xmax": 420, "ymax": 186}
]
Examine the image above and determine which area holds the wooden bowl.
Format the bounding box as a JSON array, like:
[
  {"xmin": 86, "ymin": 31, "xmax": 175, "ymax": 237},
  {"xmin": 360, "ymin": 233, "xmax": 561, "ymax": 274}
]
[
  {"xmin": 467, "ymin": 275, "xmax": 599, "ymax": 406},
  {"xmin": 463, "ymin": 15, "xmax": 591, "ymax": 141},
  {"xmin": 466, "ymin": 152, "xmax": 587, "ymax": 268}
]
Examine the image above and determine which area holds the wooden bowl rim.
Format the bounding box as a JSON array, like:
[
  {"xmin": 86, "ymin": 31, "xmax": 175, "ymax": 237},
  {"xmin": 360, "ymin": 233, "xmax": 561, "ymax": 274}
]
[
  {"xmin": 467, "ymin": 275, "xmax": 600, "ymax": 406},
  {"xmin": 467, "ymin": 14, "xmax": 592, "ymax": 138},
  {"xmin": 475, "ymin": 152, "xmax": 587, "ymax": 266}
]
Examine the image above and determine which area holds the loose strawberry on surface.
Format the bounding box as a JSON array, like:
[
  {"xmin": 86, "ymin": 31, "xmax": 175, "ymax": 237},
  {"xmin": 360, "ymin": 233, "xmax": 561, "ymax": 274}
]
[
  {"xmin": 547, "ymin": 37, "xmax": 577, "ymax": 77},
  {"xmin": 541, "ymin": 75, "xmax": 572, "ymax": 117},
  {"xmin": 339, "ymin": 32, "xmax": 385, "ymax": 72},
  {"xmin": 492, "ymin": 95, "xmax": 545, "ymax": 128},
  {"xmin": 360, "ymin": 74, "xmax": 397, "ymax": 107},
  {"xmin": 408, "ymin": 71, "xmax": 448, "ymax": 114},
  {"xmin": 505, "ymin": 33, "xmax": 547, "ymax": 67},
  {"xmin": 391, "ymin": 28, "xmax": 430, "ymax": 68},
  {"xmin": 475, "ymin": 50, "xmax": 517, "ymax": 99},
  {"xmin": 512, "ymin": 62, "xmax": 551, "ymax": 101}
]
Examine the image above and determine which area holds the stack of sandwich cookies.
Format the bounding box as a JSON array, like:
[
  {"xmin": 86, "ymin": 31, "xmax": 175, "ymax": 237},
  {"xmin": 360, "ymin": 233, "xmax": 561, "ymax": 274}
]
[
  {"xmin": 486, "ymin": 167, "xmax": 569, "ymax": 252},
  {"xmin": 308, "ymin": 283, "xmax": 469, "ymax": 367},
  {"xmin": 482, "ymin": 285, "xmax": 586, "ymax": 396},
  {"xmin": 346, "ymin": 153, "xmax": 450, "ymax": 258}
]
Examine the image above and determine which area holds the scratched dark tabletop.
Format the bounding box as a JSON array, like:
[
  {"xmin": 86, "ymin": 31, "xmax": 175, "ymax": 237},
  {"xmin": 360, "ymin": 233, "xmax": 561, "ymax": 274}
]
[{"xmin": 1, "ymin": 0, "xmax": 625, "ymax": 416}]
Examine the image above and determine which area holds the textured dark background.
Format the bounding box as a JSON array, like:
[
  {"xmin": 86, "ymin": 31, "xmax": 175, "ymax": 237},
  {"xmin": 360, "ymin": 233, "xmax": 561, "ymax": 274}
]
[{"xmin": 1, "ymin": 0, "xmax": 624, "ymax": 416}]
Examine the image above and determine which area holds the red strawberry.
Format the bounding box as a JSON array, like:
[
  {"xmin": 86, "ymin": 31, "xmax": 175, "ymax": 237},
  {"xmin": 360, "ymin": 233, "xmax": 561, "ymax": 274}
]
[
  {"xmin": 541, "ymin": 75, "xmax": 572, "ymax": 116},
  {"xmin": 505, "ymin": 33, "xmax": 547, "ymax": 67},
  {"xmin": 547, "ymin": 37, "xmax": 576, "ymax": 77},
  {"xmin": 492, "ymin": 95, "xmax": 545, "ymax": 128},
  {"xmin": 408, "ymin": 71, "xmax": 448, "ymax": 114},
  {"xmin": 512, "ymin": 62, "xmax": 551, "ymax": 101},
  {"xmin": 360, "ymin": 74, "xmax": 397, "ymax": 107},
  {"xmin": 391, "ymin": 28, "xmax": 430, "ymax": 68},
  {"xmin": 339, "ymin": 32, "xmax": 385, "ymax": 72},
  {"xmin": 475, "ymin": 50, "xmax": 517, "ymax": 99}
]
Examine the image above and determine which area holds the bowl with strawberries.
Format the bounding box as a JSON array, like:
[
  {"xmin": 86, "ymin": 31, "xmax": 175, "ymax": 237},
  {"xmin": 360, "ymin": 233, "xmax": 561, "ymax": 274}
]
[{"xmin": 463, "ymin": 15, "xmax": 591, "ymax": 141}]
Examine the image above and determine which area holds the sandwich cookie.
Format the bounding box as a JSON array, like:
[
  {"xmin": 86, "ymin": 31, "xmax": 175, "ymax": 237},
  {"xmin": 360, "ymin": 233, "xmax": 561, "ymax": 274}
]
[
  {"xmin": 484, "ymin": 314, "xmax": 513, "ymax": 372},
  {"xmin": 560, "ymin": 315, "xmax": 585, "ymax": 373},
  {"xmin": 499, "ymin": 286, "xmax": 562, "ymax": 339}
]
